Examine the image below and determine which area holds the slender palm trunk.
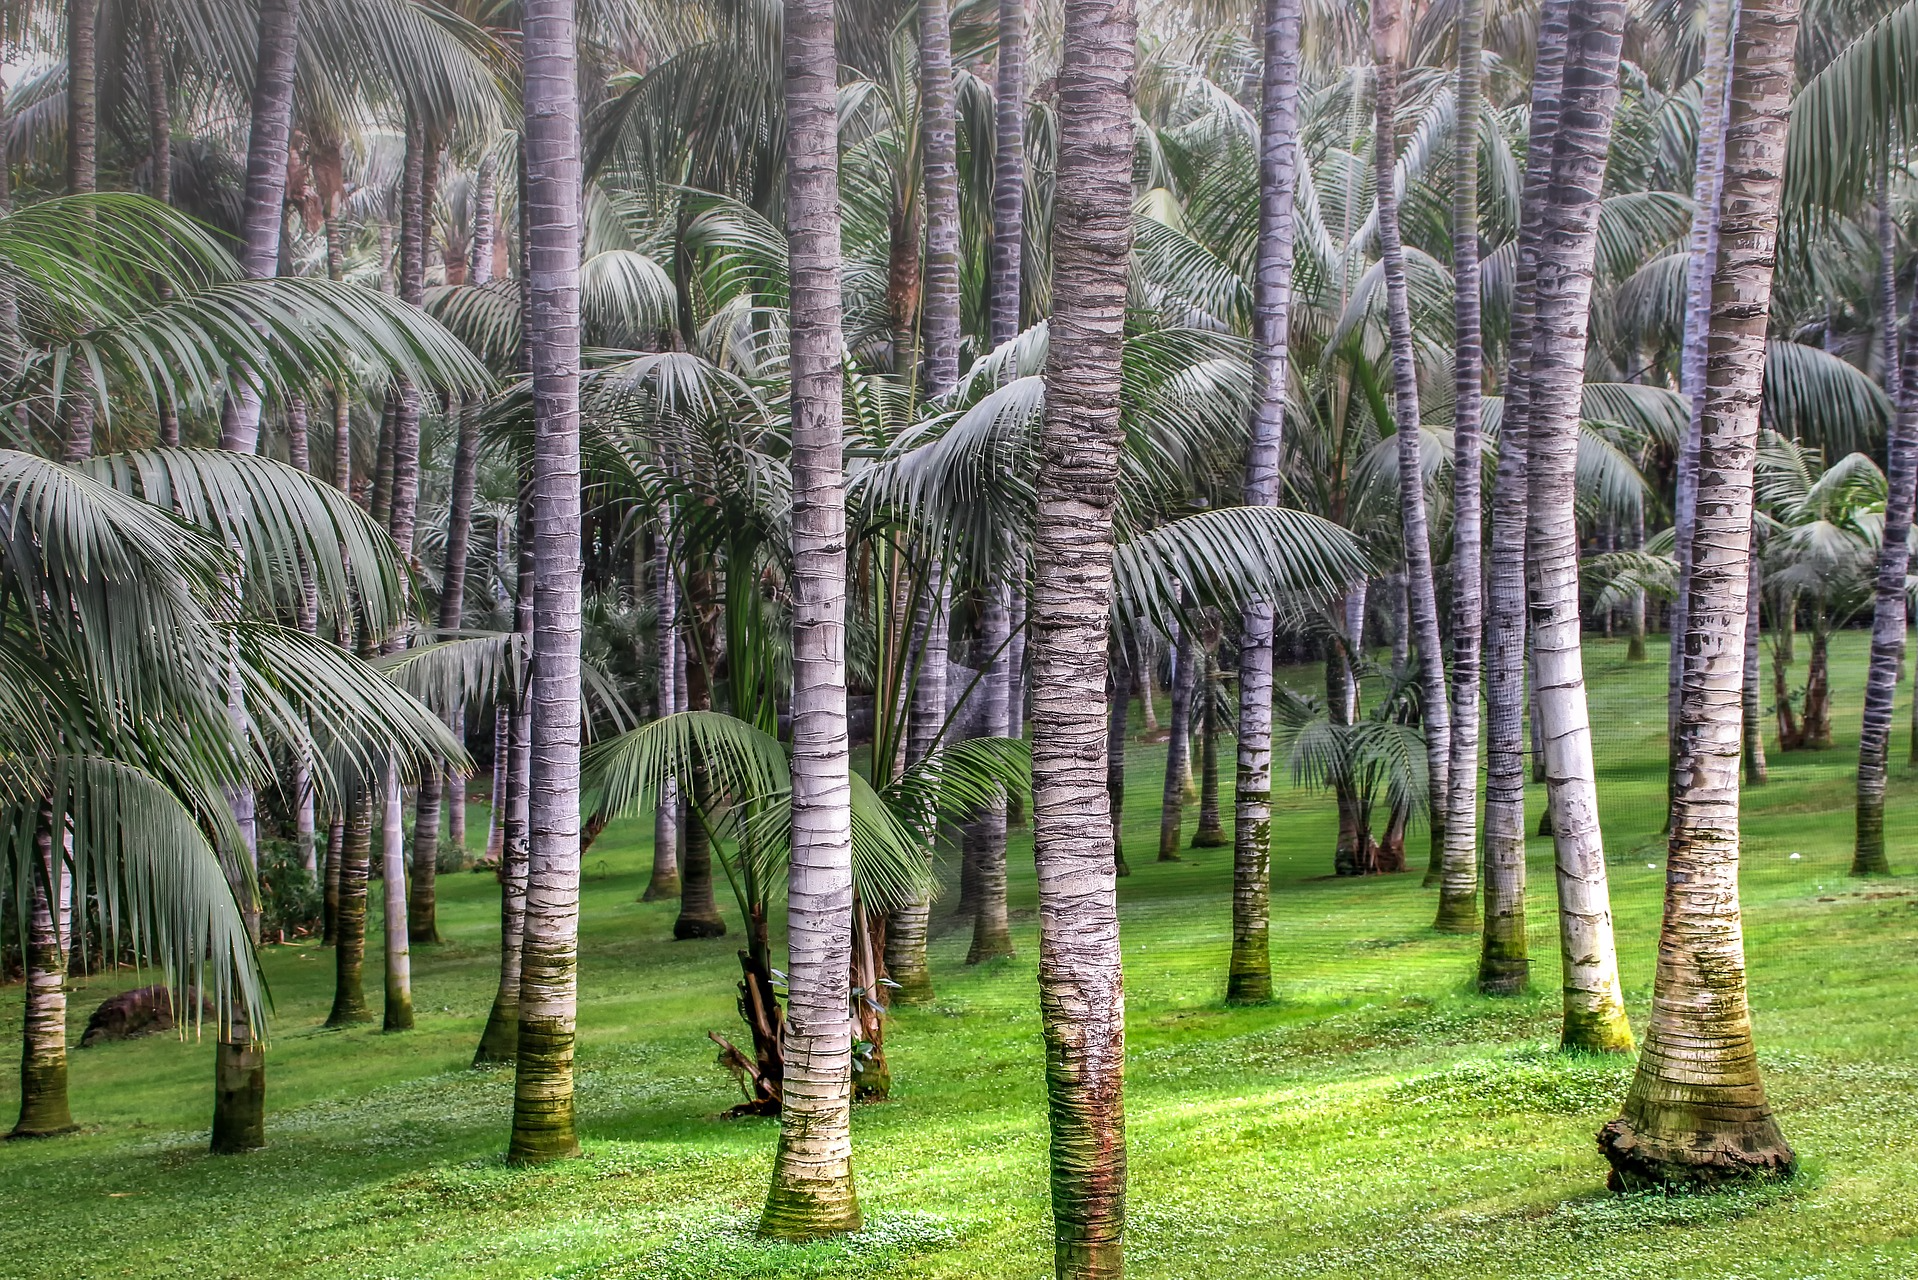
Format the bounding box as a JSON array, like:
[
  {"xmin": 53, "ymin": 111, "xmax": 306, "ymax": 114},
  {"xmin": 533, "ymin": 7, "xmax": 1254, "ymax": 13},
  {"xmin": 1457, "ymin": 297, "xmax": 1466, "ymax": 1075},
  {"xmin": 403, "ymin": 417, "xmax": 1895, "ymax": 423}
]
[
  {"xmin": 1853, "ymin": 309, "xmax": 1918, "ymax": 872},
  {"xmin": 12, "ymin": 821, "xmax": 75, "ymax": 1139},
  {"xmin": 1159, "ymin": 622, "xmax": 1195, "ymax": 860},
  {"xmin": 991, "ymin": 0, "xmax": 1027, "ymax": 347},
  {"xmin": 1372, "ymin": 0, "xmax": 1452, "ymax": 881},
  {"xmin": 645, "ymin": 528, "xmax": 683, "ymax": 901},
  {"xmin": 380, "ymin": 768, "xmax": 415, "ymax": 1030},
  {"xmin": 1030, "ymin": 0, "xmax": 1135, "ymax": 1268},
  {"xmin": 969, "ymin": 587, "xmax": 1017, "ymax": 962},
  {"xmin": 760, "ymin": 0, "xmax": 859, "ymax": 1235},
  {"xmin": 477, "ymin": 530, "xmax": 534, "ymax": 1064},
  {"xmin": 62, "ymin": 0, "xmax": 99, "ymax": 462},
  {"xmin": 1478, "ymin": 0, "xmax": 1571, "ymax": 995},
  {"xmin": 1194, "ymin": 642, "xmax": 1225, "ymax": 846},
  {"xmin": 508, "ymin": 0, "xmax": 588, "ymax": 1165},
  {"xmin": 1668, "ymin": 0, "xmax": 1736, "ymax": 803},
  {"xmin": 1743, "ymin": 535, "xmax": 1769, "ymax": 784},
  {"xmin": 326, "ymin": 798, "xmax": 375, "ymax": 1026},
  {"xmin": 1227, "ymin": 0, "xmax": 1304, "ymax": 1005},
  {"xmin": 1602, "ymin": 0, "xmax": 1800, "ymax": 1184},
  {"xmin": 921, "ymin": 0, "xmax": 961, "ymax": 393},
  {"xmin": 1628, "ymin": 507, "xmax": 1648, "ymax": 660},
  {"xmin": 323, "ymin": 816, "xmax": 343, "ymax": 943},
  {"xmin": 1436, "ymin": 0, "xmax": 1485, "ymax": 935},
  {"xmin": 219, "ymin": 0, "xmax": 302, "ymax": 451},
  {"xmin": 674, "ymin": 574, "xmax": 727, "ymax": 938},
  {"xmin": 887, "ymin": 569, "xmax": 946, "ymax": 994},
  {"xmin": 1107, "ymin": 647, "xmax": 1132, "ymax": 877},
  {"xmin": 1525, "ymin": 0, "xmax": 1634, "ymax": 1054},
  {"xmin": 142, "ymin": 6, "xmax": 171, "ymax": 205}
]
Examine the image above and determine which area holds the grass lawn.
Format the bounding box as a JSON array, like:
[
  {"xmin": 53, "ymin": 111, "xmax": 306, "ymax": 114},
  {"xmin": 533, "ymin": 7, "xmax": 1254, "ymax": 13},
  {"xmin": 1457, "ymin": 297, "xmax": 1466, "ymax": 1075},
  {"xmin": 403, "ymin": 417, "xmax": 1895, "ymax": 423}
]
[{"xmin": 5, "ymin": 633, "xmax": 1918, "ymax": 1279}]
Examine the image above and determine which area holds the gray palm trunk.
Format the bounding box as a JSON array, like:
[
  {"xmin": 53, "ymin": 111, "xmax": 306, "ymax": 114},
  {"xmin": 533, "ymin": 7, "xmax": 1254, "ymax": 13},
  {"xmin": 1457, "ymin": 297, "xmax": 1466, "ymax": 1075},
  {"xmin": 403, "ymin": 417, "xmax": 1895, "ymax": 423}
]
[
  {"xmin": 1743, "ymin": 531, "xmax": 1768, "ymax": 784},
  {"xmin": 1436, "ymin": 0, "xmax": 1485, "ymax": 935},
  {"xmin": 921, "ymin": 0, "xmax": 961, "ymax": 394},
  {"xmin": 1601, "ymin": 0, "xmax": 1801, "ymax": 1185},
  {"xmin": 1107, "ymin": 644, "xmax": 1132, "ymax": 877},
  {"xmin": 1371, "ymin": 0, "xmax": 1451, "ymax": 883},
  {"xmin": 644, "ymin": 526, "xmax": 683, "ymax": 902},
  {"xmin": 326, "ymin": 797, "xmax": 375, "ymax": 1026},
  {"xmin": 969, "ymin": 587, "xmax": 1016, "ymax": 962},
  {"xmin": 219, "ymin": 0, "xmax": 303, "ymax": 452},
  {"xmin": 991, "ymin": 0, "xmax": 1027, "ymax": 348},
  {"xmin": 381, "ymin": 767, "xmax": 415, "ymax": 1031},
  {"xmin": 62, "ymin": 0, "xmax": 99, "ymax": 462},
  {"xmin": 1524, "ymin": 0, "xmax": 1634, "ymax": 1055},
  {"xmin": 508, "ymin": 0, "xmax": 587, "ymax": 1166},
  {"xmin": 1667, "ymin": 0, "xmax": 1736, "ymax": 800},
  {"xmin": 887, "ymin": 567, "xmax": 947, "ymax": 993},
  {"xmin": 1478, "ymin": 0, "xmax": 1572, "ymax": 995},
  {"xmin": 1853, "ymin": 305, "xmax": 1918, "ymax": 872},
  {"xmin": 477, "ymin": 528, "xmax": 535, "ymax": 1065},
  {"xmin": 1158, "ymin": 621, "xmax": 1195, "ymax": 860},
  {"xmin": 1227, "ymin": 0, "xmax": 1303, "ymax": 1006},
  {"xmin": 1030, "ymin": 0, "xmax": 1135, "ymax": 1270},
  {"xmin": 760, "ymin": 0, "xmax": 860, "ymax": 1237}
]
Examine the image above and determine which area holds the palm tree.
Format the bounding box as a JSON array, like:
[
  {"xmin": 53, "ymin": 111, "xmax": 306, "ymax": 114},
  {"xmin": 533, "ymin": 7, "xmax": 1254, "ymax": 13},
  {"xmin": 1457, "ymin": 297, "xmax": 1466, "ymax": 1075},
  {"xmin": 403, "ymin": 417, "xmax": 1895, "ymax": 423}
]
[
  {"xmin": 758, "ymin": 0, "xmax": 860, "ymax": 1239},
  {"xmin": 1601, "ymin": 0, "xmax": 1801, "ymax": 1186},
  {"xmin": 1435, "ymin": 0, "xmax": 1485, "ymax": 936},
  {"xmin": 991, "ymin": 0, "xmax": 1027, "ymax": 349},
  {"xmin": 1028, "ymin": 0, "xmax": 1135, "ymax": 1269},
  {"xmin": 1227, "ymin": 0, "xmax": 1304, "ymax": 1006},
  {"xmin": 219, "ymin": 0, "xmax": 303, "ymax": 451},
  {"xmin": 921, "ymin": 0, "xmax": 960, "ymax": 396},
  {"xmin": 507, "ymin": 0, "xmax": 587, "ymax": 1167},
  {"xmin": 1853, "ymin": 308, "xmax": 1917, "ymax": 873},
  {"xmin": 1370, "ymin": 0, "xmax": 1451, "ymax": 887},
  {"xmin": 1479, "ymin": 0, "xmax": 1572, "ymax": 997},
  {"xmin": 1524, "ymin": 0, "xmax": 1633, "ymax": 1055}
]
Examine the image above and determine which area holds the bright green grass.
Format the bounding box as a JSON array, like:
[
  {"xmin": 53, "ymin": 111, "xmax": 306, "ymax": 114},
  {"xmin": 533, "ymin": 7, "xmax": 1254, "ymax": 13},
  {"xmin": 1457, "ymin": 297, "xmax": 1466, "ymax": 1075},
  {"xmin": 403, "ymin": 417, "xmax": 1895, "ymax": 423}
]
[{"xmin": 6, "ymin": 634, "xmax": 1918, "ymax": 1279}]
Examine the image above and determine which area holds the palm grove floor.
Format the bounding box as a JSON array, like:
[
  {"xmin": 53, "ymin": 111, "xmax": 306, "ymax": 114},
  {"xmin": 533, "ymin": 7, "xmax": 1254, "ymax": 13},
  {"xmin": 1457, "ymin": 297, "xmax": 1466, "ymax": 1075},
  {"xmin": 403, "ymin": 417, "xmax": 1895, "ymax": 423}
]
[{"xmin": 5, "ymin": 633, "xmax": 1917, "ymax": 1278}]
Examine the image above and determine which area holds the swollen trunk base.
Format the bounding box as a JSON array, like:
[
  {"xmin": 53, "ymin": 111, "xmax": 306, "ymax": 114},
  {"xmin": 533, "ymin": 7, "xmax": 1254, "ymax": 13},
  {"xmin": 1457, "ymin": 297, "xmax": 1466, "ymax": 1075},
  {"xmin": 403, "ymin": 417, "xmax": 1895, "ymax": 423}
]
[{"xmin": 210, "ymin": 1040, "xmax": 266, "ymax": 1153}]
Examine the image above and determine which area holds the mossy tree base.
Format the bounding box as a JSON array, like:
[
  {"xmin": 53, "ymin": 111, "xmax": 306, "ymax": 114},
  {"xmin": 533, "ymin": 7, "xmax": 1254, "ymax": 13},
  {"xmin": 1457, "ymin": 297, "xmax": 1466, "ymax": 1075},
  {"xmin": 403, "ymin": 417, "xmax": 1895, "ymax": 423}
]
[
  {"xmin": 1561, "ymin": 1003, "xmax": 1635, "ymax": 1055},
  {"xmin": 966, "ymin": 930, "xmax": 1014, "ymax": 966},
  {"xmin": 640, "ymin": 873, "xmax": 681, "ymax": 903},
  {"xmin": 10, "ymin": 1062, "xmax": 76, "ymax": 1139},
  {"xmin": 1432, "ymin": 894, "xmax": 1480, "ymax": 934},
  {"xmin": 673, "ymin": 912, "xmax": 727, "ymax": 940},
  {"xmin": 1597, "ymin": 1116, "xmax": 1796, "ymax": 1192},
  {"xmin": 759, "ymin": 1175, "xmax": 862, "ymax": 1242},
  {"xmin": 888, "ymin": 967, "xmax": 936, "ymax": 1005},
  {"xmin": 1476, "ymin": 956, "xmax": 1529, "ymax": 997},
  {"xmin": 1190, "ymin": 826, "xmax": 1226, "ymax": 849},
  {"xmin": 210, "ymin": 1041, "xmax": 266, "ymax": 1154}
]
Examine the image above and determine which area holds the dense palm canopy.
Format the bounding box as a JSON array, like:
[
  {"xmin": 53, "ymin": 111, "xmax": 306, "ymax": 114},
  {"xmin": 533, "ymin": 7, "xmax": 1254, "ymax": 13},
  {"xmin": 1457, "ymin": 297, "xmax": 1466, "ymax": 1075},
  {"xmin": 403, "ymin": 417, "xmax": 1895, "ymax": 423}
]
[{"xmin": 2, "ymin": 0, "xmax": 1915, "ymax": 1267}]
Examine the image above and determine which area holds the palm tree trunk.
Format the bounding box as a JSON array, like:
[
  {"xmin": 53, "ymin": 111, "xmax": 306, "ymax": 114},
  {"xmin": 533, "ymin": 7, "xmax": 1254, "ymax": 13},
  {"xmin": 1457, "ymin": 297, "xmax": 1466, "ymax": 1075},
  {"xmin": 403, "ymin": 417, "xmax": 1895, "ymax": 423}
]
[
  {"xmin": 760, "ymin": 0, "xmax": 860, "ymax": 1235},
  {"xmin": 326, "ymin": 796, "xmax": 375, "ymax": 1026},
  {"xmin": 1601, "ymin": 0, "xmax": 1800, "ymax": 1184},
  {"xmin": 1193, "ymin": 641, "xmax": 1225, "ymax": 847},
  {"xmin": 887, "ymin": 568, "xmax": 947, "ymax": 993},
  {"xmin": 61, "ymin": 0, "xmax": 100, "ymax": 463},
  {"xmin": 645, "ymin": 529, "xmax": 683, "ymax": 902},
  {"xmin": 969, "ymin": 586, "xmax": 1016, "ymax": 963},
  {"xmin": 1742, "ymin": 534, "xmax": 1769, "ymax": 785},
  {"xmin": 380, "ymin": 768, "xmax": 415, "ymax": 1030},
  {"xmin": 1107, "ymin": 646, "xmax": 1132, "ymax": 877},
  {"xmin": 1524, "ymin": 0, "xmax": 1634, "ymax": 1055},
  {"xmin": 12, "ymin": 819, "xmax": 75, "ymax": 1139},
  {"xmin": 209, "ymin": 994, "xmax": 265, "ymax": 1152},
  {"xmin": 1478, "ymin": 0, "xmax": 1571, "ymax": 995},
  {"xmin": 1436, "ymin": 0, "xmax": 1486, "ymax": 935},
  {"xmin": 1159, "ymin": 621, "xmax": 1195, "ymax": 860},
  {"xmin": 1852, "ymin": 310, "xmax": 1918, "ymax": 872},
  {"xmin": 1029, "ymin": 0, "xmax": 1135, "ymax": 1266},
  {"xmin": 1667, "ymin": 0, "xmax": 1736, "ymax": 803},
  {"xmin": 674, "ymin": 569, "xmax": 727, "ymax": 939},
  {"xmin": 508, "ymin": 0, "xmax": 588, "ymax": 1165},
  {"xmin": 1372, "ymin": 0, "xmax": 1452, "ymax": 883},
  {"xmin": 1627, "ymin": 506, "xmax": 1648, "ymax": 660},
  {"xmin": 142, "ymin": 5, "xmax": 171, "ymax": 204},
  {"xmin": 219, "ymin": 0, "xmax": 302, "ymax": 452},
  {"xmin": 921, "ymin": 0, "xmax": 961, "ymax": 394},
  {"xmin": 990, "ymin": 0, "xmax": 1027, "ymax": 348},
  {"xmin": 1803, "ymin": 617, "xmax": 1832, "ymax": 747},
  {"xmin": 476, "ymin": 653, "xmax": 532, "ymax": 1064},
  {"xmin": 1228, "ymin": 0, "xmax": 1304, "ymax": 1005}
]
